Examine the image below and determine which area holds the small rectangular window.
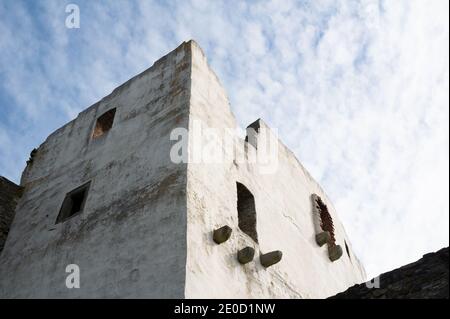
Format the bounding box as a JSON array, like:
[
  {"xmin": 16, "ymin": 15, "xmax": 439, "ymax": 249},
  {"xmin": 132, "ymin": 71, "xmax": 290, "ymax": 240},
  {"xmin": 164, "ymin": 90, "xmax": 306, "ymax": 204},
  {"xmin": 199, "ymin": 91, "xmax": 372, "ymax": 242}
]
[
  {"xmin": 56, "ymin": 182, "xmax": 91, "ymax": 224},
  {"xmin": 92, "ymin": 108, "xmax": 116, "ymax": 139}
]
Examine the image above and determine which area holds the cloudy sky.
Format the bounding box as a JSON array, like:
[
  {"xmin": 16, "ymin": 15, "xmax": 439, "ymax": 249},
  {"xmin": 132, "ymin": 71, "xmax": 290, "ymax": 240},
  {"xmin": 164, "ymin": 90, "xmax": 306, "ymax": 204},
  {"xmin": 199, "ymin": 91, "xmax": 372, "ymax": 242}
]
[{"xmin": 0, "ymin": 0, "xmax": 448, "ymax": 279}]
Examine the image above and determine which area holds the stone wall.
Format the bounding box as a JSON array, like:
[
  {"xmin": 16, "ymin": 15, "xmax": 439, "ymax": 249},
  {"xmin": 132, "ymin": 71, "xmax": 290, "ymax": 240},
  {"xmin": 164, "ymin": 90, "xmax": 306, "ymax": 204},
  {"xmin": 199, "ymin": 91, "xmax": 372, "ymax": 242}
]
[
  {"xmin": 331, "ymin": 247, "xmax": 449, "ymax": 299},
  {"xmin": 184, "ymin": 41, "xmax": 366, "ymax": 298},
  {"xmin": 0, "ymin": 42, "xmax": 192, "ymax": 298},
  {"xmin": 0, "ymin": 177, "xmax": 22, "ymax": 254}
]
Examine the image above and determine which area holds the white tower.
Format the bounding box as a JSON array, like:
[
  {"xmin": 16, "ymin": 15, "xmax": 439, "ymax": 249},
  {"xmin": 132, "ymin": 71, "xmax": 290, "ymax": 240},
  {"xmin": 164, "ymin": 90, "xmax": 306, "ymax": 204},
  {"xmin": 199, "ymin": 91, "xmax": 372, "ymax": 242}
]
[{"xmin": 0, "ymin": 41, "xmax": 365, "ymax": 298}]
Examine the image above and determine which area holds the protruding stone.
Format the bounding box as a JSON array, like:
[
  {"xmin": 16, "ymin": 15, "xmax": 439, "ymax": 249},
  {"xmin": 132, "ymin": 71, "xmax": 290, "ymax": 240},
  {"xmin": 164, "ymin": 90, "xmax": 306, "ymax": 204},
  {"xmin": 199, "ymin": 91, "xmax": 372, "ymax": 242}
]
[
  {"xmin": 237, "ymin": 246, "xmax": 255, "ymax": 264},
  {"xmin": 315, "ymin": 231, "xmax": 331, "ymax": 247},
  {"xmin": 328, "ymin": 245, "xmax": 343, "ymax": 262},
  {"xmin": 260, "ymin": 250, "xmax": 283, "ymax": 268},
  {"xmin": 213, "ymin": 225, "xmax": 232, "ymax": 244}
]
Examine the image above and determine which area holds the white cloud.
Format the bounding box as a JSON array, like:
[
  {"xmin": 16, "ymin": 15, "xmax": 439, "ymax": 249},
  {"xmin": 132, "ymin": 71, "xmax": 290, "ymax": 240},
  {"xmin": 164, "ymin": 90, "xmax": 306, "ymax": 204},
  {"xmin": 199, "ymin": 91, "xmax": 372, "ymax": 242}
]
[{"xmin": 0, "ymin": 0, "xmax": 448, "ymax": 279}]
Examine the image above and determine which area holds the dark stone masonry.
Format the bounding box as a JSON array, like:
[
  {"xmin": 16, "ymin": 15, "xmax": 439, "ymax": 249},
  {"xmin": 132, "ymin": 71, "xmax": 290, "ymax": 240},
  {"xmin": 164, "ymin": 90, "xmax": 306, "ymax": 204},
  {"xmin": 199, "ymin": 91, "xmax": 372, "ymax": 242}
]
[
  {"xmin": 331, "ymin": 247, "xmax": 449, "ymax": 299},
  {"xmin": 0, "ymin": 177, "xmax": 23, "ymax": 254}
]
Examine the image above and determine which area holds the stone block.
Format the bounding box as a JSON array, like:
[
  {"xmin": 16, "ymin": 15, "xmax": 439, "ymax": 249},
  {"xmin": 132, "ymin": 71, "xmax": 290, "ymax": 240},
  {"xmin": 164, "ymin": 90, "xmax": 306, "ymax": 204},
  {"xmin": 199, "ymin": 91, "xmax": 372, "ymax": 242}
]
[
  {"xmin": 315, "ymin": 231, "xmax": 331, "ymax": 247},
  {"xmin": 213, "ymin": 225, "xmax": 232, "ymax": 244},
  {"xmin": 260, "ymin": 250, "xmax": 283, "ymax": 268},
  {"xmin": 237, "ymin": 246, "xmax": 255, "ymax": 264},
  {"xmin": 328, "ymin": 245, "xmax": 343, "ymax": 262}
]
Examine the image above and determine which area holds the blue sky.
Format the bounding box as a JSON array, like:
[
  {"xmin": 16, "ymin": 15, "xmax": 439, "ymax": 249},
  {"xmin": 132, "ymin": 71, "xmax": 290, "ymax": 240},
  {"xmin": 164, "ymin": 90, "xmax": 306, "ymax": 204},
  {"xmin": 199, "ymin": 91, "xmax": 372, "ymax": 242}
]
[{"xmin": 0, "ymin": 0, "xmax": 448, "ymax": 279}]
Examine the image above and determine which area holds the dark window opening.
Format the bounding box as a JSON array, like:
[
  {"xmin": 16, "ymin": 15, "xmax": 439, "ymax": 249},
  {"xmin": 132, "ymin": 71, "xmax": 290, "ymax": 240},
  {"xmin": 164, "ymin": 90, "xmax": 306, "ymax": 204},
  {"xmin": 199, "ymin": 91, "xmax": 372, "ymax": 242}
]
[
  {"xmin": 92, "ymin": 108, "xmax": 116, "ymax": 139},
  {"xmin": 345, "ymin": 241, "xmax": 351, "ymax": 259},
  {"xmin": 315, "ymin": 196, "xmax": 336, "ymax": 247},
  {"xmin": 56, "ymin": 182, "xmax": 91, "ymax": 224},
  {"xmin": 236, "ymin": 182, "xmax": 258, "ymax": 243}
]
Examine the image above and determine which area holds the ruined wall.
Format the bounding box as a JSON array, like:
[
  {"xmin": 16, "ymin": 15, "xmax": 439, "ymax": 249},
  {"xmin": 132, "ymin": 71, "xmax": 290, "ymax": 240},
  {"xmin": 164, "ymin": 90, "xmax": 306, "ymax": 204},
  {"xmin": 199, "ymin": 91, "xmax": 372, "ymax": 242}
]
[
  {"xmin": 185, "ymin": 41, "xmax": 366, "ymax": 298},
  {"xmin": 0, "ymin": 177, "xmax": 22, "ymax": 254},
  {"xmin": 331, "ymin": 247, "xmax": 449, "ymax": 299},
  {"xmin": 0, "ymin": 42, "xmax": 192, "ymax": 298}
]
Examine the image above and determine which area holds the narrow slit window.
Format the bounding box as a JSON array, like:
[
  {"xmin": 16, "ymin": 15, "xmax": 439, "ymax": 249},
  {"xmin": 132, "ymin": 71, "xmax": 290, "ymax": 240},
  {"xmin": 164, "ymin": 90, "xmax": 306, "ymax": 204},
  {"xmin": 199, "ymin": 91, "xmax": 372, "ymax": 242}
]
[
  {"xmin": 345, "ymin": 241, "xmax": 351, "ymax": 259},
  {"xmin": 92, "ymin": 108, "xmax": 116, "ymax": 139},
  {"xmin": 56, "ymin": 182, "xmax": 91, "ymax": 224},
  {"xmin": 236, "ymin": 182, "xmax": 258, "ymax": 243}
]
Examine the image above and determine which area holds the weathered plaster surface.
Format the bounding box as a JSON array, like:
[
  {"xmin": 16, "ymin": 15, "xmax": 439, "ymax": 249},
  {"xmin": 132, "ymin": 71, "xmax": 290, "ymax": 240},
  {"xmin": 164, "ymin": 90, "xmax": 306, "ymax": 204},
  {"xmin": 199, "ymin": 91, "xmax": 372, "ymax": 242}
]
[
  {"xmin": 0, "ymin": 42, "xmax": 192, "ymax": 298},
  {"xmin": 185, "ymin": 41, "xmax": 366, "ymax": 298}
]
